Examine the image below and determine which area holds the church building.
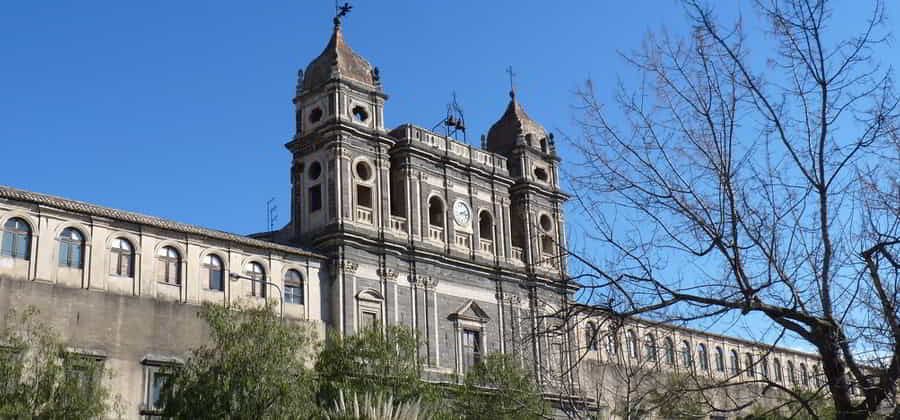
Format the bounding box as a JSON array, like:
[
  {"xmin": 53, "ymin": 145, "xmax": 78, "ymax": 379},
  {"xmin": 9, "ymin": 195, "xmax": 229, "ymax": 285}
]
[{"xmin": 0, "ymin": 14, "xmax": 821, "ymax": 419}]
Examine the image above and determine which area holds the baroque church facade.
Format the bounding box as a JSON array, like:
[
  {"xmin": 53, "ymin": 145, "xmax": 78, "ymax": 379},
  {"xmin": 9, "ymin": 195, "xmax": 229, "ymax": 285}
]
[{"xmin": 0, "ymin": 17, "xmax": 822, "ymax": 419}]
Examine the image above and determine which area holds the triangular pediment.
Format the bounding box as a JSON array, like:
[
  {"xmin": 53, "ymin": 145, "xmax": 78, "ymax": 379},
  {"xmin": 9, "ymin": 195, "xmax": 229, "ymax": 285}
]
[{"xmin": 448, "ymin": 300, "xmax": 490, "ymax": 323}]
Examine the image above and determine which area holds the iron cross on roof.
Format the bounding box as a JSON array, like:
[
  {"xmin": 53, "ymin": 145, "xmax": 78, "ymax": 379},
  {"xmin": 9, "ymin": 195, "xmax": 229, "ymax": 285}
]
[
  {"xmin": 506, "ymin": 65, "xmax": 517, "ymax": 99},
  {"xmin": 334, "ymin": 1, "xmax": 352, "ymax": 26}
]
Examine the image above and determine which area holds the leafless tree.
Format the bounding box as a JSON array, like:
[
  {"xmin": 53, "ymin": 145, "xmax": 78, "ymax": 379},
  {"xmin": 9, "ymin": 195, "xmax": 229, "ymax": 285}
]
[{"xmin": 563, "ymin": 0, "xmax": 899, "ymax": 418}]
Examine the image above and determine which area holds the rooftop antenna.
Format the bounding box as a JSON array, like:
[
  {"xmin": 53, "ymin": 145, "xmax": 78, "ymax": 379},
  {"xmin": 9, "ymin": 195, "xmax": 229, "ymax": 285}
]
[{"xmin": 266, "ymin": 198, "xmax": 278, "ymax": 232}]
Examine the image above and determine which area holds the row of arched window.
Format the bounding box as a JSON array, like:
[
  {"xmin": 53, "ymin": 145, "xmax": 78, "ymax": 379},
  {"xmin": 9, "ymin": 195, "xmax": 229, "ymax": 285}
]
[
  {"xmin": 585, "ymin": 322, "xmax": 821, "ymax": 387},
  {"xmin": 1, "ymin": 217, "xmax": 305, "ymax": 304}
]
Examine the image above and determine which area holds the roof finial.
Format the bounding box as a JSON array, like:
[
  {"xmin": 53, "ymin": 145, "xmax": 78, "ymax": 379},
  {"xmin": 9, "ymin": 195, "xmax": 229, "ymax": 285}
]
[
  {"xmin": 506, "ymin": 65, "xmax": 517, "ymax": 99},
  {"xmin": 334, "ymin": 1, "xmax": 352, "ymax": 27}
]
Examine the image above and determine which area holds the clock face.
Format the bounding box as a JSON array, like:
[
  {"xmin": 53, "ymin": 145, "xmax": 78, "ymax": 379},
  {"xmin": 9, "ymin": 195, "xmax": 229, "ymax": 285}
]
[{"xmin": 453, "ymin": 201, "xmax": 471, "ymax": 225}]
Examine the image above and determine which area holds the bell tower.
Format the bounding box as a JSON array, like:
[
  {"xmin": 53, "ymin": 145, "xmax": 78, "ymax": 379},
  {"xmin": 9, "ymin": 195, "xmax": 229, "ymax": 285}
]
[
  {"xmin": 286, "ymin": 13, "xmax": 391, "ymax": 243},
  {"xmin": 485, "ymin": 89, "xmax": 567, "ymax": 279}
]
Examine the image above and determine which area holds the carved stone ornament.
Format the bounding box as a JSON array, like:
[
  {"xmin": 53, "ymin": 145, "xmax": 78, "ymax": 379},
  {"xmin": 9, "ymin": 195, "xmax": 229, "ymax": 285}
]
[
  {"xmin": 408, "ymin": 274, "xmax": 438, "ymax": 289},
  {"xmin": 417, "ymin": 171, "xmax": 429, "ymax": 180},
  {"xmin": 496, "ymin": 292, "xmax": 522, "ymax": 305},
  {"xmin": 333, "ymin": 259, "xmax": 358, "ymax": 274},
  {"xmin": 377, "ymin": 268, "xmax": 399, "ymax": 281}
]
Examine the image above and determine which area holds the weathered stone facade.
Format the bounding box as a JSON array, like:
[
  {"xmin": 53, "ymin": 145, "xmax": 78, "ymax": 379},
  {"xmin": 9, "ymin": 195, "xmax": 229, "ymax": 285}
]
[{"xmin": 0, "ymin": 19, "xmax": 824, "ymax": 419}]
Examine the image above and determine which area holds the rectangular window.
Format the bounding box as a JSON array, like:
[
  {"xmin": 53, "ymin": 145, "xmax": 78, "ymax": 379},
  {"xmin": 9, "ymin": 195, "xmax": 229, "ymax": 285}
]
[
  {"xmin": 63, "ymin": 355, "xmax": 103, "ymax": 399},
  {"xmin": 361, "ymin": 310, "xmax": 378, "ymax": 330},
  {"xmin": 148, "ymin": 370, "xmax": 169, "ymax": 411},
  {"xmin": 357, "ymin": 185, "xmax": 373, "ymax": 208},
  {"xmin": 550, "ymin": 342, "xmax": 564, "ymax": 376},
  {"xmin": 284, "ymin": 284, "xmax": 303, "ymax": 305},
  {"xmin": 309, "ymin": 185, "xmax": 322, "ymax": 212},
  {"xmin": 462, "ymin": 329, "xmax": 482, "ymax": 371}
]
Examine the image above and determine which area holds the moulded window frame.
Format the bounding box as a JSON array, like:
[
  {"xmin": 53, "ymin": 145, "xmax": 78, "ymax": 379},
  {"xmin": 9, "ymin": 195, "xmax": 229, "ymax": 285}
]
[
  {"xmin": 1, "ymin": 217, "xmax": 33, "ymax": 261},
  {"xmin": 203, "ymin": 254, "xmax": 226, "ymax": 292},
  {"xmin": 246, "ymin": 262, "xmax": 267, "ymax": 298},
  {"xmin": 58, "ymin": 227, "xmax": 85, "ymax": 269},
  {"xmin": 644, "ymin": 333, "xmax": 658, "ymax": 362},
  {"xmin": 110, "ymin": 237, "xmax": 135, "ymax": 278},
  {"xmin": 356, "ymin": 290, "xmax": 383, "ymax": 332},
  {"xmin": 715, "ymin": 347, "xmax": 725, "ymax": 372},
  {"xmin": 283, "ymin": 269, "xmax": 304, "ymax": 305},
  {"xmin": 427, "ymin": 196, "xmax": 446, "ymax": 229},
  {"xmin": 157, "ymin": 246, "xmax": 182, "ymax": 286}
]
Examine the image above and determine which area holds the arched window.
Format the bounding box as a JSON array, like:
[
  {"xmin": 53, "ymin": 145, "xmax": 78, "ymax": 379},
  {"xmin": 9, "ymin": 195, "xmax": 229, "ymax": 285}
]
[
  {"xmin": 773, "ymin": 358, "xmax": 783, "ymax": 382},
  {"xmin": 627, "ymin": 330, "xmax": 639, "ymax": 359},
  {"xmin": 1, "ymin": 218, "xmax": 31, "ymax": 260},
  {"xmin": 813, "ymin": 365, "xmax": 821, "ymax": 387},
  {"xmin": 697, "ymin": 343, "xmax": 709, "ymax": 371},
  {"xmin": 247, "ymin": 262, "xmax": 266, "ymax": 298},
  {"xmin": 760, "ymin": 357, "xmax": 769, "ymax": 378},
  {"xmin": 745, "ymin": 353, "xmax": 755, "ymax": 377},
  {"xmin": 585, "ymin": 322, "xmax": 599, "ymax": 351},
  {"xmin": 478, "ymin": 211, "xmax": 493, "ymax": 241},
  {"xmin": 800, "ymin": 363, "xmax": 809, "ymax": 386},
  {"xmin": 664, "ymin": 337, "xmax": 675, "ymax": 365},
  {"xmin": 605, "ymin": 331, "xmax": 618, "ymax": 359},
  {"xmin": 787, "ymin": 361, "xmax": 796, "ymax": 384},
  {"xmin": 715, "ymin": 347, "xmax": 725, "ymax": 372},
  {"xmin": 204, "ymin": 254, "xmax": 224, "ymax": 291},
  {"xmin": 644, "ymin": 334, "xmax": 657, "ymax": 361},
  {"xmin": 157, "ymin": 247, "xmax": 181, "ymax": 285},
  {"xmin": 428, "ymin": 197, "xmax": 444, "ymax": 229},
  {"xmin": 110, "ymin": 238, "xmax": 134, "ymax": 277},
  {"xmin": 58, "ymin": 227, "xmax": 84, "ymax": 268},
  {"xmin": 681, "ymin": 341, "xmax": 693, "ymax": 368},
  {"xmin": 284, "ymin": 269, "xmax": 304, "ymax": 305},
  {"xmin": 730, "ymin": 350, "xmax": 740, "ymax": 374}
]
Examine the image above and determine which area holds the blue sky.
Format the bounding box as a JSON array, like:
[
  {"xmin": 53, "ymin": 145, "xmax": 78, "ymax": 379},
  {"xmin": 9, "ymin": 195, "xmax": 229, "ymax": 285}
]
[
  {"xmin": 0, "ymin": 0, "xmax": 692, "ymax": 233},
  {"xmin": 2, "ymin": 1, "xmax": 896, "ymax": 347}
]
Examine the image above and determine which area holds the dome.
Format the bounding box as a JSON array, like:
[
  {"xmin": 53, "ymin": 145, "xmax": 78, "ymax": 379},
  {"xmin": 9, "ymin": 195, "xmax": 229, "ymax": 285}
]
[
  {"xmin": 484, "ymin": 93, "xmax": 548, "ymax": 155},
  {"xmin": 301, "ymin": 24, "xmax": 379, "ymax": 92}
]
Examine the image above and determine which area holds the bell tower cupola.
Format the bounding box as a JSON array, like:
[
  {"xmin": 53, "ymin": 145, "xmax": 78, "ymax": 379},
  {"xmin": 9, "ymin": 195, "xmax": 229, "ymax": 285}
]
[
  {"xmin": 486, "ymin": 89, "xmax": 567, "ymax": 278},
  {"xmin": 293, "ymin": 14, "xmax": 386, "ymax": 139},
  {"xmin": 287, "ymin": 11, "xmax": 394, "ymax": 242}
]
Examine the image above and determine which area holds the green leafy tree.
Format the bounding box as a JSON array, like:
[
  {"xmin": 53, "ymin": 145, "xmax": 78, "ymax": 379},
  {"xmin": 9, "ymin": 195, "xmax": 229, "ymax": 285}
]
[
  {"xmin": 315, "ymin": 325, "xmax": 436, "ymax": 407},
  {"xmin": 158, "ymin": 302, "xmax": 319, "ymax": 419},
  {"xmin": 742, "ymin": 389, "xmax": 837, "ymax": 420},
  {"xmin": 0, "ymin": 307, "xmax": 118, "ymax": 419},
  {"xmin": 456, "ymin": 353, "xmax": 548, "ymax": 420},
  {"xmin": 644, "ymin": 374, "xmax": 706, "ymax": 420}
]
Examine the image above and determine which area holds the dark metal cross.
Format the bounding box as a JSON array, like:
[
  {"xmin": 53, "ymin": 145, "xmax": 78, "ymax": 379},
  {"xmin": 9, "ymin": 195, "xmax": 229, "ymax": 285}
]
[
  {"xmin": 506, "ymin": 65, "xmax": 517, "ymax": 98},
  {"xmin": 335, "ymin": 1, "xmax": 352, "ymax": 23}
]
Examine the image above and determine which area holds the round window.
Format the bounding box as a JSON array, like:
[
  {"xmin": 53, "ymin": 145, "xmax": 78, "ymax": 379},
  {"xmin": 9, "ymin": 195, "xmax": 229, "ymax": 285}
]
[
  {"xmin": 539, "ymin": 214, "xmax": 553, "ymax": 232},
  {"xmin": 534, "ymin": 166, "xmax": 549, "ymax": 182},
  {"xmin": 352, "ymin": 105, "xmax": 369, "ymax": 122},
  {"xmin": 308, "ymin": 107, "xmax": 323, "ymax": 123},
  {"xmin": 355, "ymin": 161, "xmax": 372, "ymax": 181},
  {"xmin": 307, "ymin": 161, "xmax": 322, "ymax": 180}
]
